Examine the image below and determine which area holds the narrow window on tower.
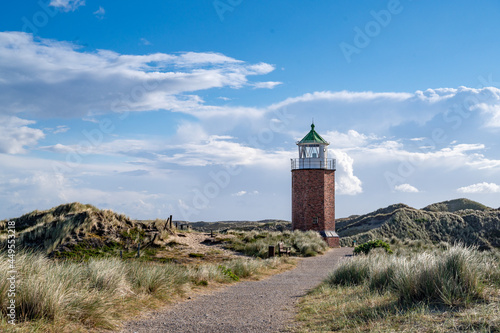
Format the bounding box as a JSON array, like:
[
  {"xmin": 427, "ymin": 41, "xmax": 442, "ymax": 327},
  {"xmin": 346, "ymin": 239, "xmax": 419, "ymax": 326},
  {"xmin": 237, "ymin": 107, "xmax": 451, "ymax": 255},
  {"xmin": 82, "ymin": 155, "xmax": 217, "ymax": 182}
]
[{"xmin": 312, "ymin": 217, "xmax": 319, "ymax": 224}]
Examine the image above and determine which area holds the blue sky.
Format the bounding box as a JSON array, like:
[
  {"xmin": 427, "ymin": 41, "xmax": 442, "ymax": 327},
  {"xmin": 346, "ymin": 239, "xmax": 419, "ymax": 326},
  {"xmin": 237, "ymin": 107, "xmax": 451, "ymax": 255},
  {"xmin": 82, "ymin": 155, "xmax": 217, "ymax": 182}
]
[{"xmin": 1, "ymin": 0, "xmax": 500, "ymax": 221}]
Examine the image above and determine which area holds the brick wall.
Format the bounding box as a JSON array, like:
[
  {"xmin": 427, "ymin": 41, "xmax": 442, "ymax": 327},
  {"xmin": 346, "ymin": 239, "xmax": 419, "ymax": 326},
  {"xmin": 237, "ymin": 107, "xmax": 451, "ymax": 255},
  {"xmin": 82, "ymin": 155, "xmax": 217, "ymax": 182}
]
[
  {"xmin": 324, "ymin": 236, "xmax": 340, "ymax": 247},
  {"xmin": 291, "ymin": 169, "xmax": 336, "ymax": 232}
]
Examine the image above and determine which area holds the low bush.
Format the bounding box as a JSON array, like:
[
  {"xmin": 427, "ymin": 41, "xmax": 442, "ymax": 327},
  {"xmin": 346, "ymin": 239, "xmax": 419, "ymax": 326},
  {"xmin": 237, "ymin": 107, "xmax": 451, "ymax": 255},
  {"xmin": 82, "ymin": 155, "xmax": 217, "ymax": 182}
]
[{"xmin": 354, "ymin": 240, "xmax": 392, "ymax": 255}]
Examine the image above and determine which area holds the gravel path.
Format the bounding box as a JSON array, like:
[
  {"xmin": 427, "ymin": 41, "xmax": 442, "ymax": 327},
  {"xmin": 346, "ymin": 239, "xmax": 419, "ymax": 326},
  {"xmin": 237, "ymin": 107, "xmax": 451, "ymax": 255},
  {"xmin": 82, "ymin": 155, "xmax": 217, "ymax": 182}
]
[{"xmin": 121, "ymin": 248, "xmax": 352, "ymax": 333}]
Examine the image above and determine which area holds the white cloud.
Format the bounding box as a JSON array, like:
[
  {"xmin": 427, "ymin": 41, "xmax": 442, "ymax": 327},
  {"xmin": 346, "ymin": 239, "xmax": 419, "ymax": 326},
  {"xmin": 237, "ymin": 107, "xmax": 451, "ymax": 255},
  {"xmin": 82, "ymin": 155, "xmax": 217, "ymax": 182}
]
[
  {"xmin": 0, "ymin": 116, "xmax": 45, "ymax": 154},
  {"xmin": 323, "ymin": 130, "xmax": 379, "ymax": 149},
  {"xmin": 49, "ymin": 0, "xmax": 85, "ymax": 11},
  {"xmin": 0, "ymin": 32, "xmax": 276, "ymax": 119},
  {"xmin": 93, "ymin": 6, "xmax": 105, "ymax": 19},
  {"xmin": 0, "ymin": 153, "xmax": 190, "ymax": 219},
  {"xmin": 140, "ymin": 38, "xmax": 151, "ymax": 46},
  {"xmin": 268, "ymin": 86, "xmax": 500, "ymax": 134},
  {"xmin": 331, "ymin": 150, "xmax": 362, "ymax": 195},
  {"xmin": 157, "ymin": 136, "xmax": 291, "ymax": 167},
  {"xmin": 472, "ymin": 103, "xmax": 500, "ymax": 128},
  {"xmin": 457, "ymin": 182, "xmax": 500, "ymax": 193},
  {"xmin": 395, "ymin": 183, "xmax": 419, "ymax": 193},
  {"xmin": 253, "ymin": 81, "xmax": 282, "ymax": 89},
  {"xmin": 231, "ymin": 190, "xmax": 259, "ymax": 197},
  {"xmin": 350, "ymin": 140, "xmax": 500, "ymax": 171},
  {"xmin": 52, "ymin": 125, "xmax": 70, "ymax": 134}
]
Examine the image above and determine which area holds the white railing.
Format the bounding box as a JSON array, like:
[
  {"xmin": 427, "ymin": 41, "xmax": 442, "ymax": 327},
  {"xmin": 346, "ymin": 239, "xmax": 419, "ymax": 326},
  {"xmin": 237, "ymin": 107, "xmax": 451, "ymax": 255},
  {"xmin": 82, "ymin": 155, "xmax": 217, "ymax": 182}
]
[{"xmin": 291, "ymin": 158, "xmax": 336, "ymax": 170}]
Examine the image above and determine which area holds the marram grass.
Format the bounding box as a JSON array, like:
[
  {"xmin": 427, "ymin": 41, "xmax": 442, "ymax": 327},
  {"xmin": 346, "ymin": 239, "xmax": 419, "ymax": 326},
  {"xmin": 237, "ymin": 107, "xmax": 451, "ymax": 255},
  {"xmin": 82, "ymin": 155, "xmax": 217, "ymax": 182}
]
[
  {"xmin": 296, "ymin": 244, "xmax": 500, "ymax": 332},
  {"xmin": 224, "ymin": 229, "xmax": 329, "ymax": 258},
  {"xmin": 0, "ymin": 251, "xmax": 291, "ymax": 332}
]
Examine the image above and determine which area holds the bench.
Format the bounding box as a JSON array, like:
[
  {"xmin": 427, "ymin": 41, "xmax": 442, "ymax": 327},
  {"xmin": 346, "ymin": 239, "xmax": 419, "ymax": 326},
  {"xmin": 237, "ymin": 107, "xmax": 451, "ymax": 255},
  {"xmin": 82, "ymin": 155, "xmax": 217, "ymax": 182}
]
[{"xmin": 277, "ymin": 242, "xmax": 291, "ymax": 256}]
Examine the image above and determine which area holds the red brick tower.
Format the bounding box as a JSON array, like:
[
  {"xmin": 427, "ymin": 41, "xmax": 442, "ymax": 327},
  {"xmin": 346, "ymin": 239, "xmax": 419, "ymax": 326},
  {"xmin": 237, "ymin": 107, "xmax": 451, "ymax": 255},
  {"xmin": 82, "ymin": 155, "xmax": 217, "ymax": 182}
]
[{"xmin": 291, "ymin": 123, "xmax": 340, "ymax": 247}]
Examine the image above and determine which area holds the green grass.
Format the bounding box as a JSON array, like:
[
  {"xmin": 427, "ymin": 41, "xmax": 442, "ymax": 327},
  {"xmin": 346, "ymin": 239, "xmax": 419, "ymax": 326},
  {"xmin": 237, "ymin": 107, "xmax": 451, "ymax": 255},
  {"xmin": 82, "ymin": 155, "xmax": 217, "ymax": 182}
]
[
  {"xmin": 296, "ymin": 245, "xmax": 500, "ymax": 332},
  {"xmin": 0, "ymin": 251, "xmax": 291, "ymax": 332},
  {"xmin": 221, "ymin": 230, "xmax": 328, "ymax": 258}
]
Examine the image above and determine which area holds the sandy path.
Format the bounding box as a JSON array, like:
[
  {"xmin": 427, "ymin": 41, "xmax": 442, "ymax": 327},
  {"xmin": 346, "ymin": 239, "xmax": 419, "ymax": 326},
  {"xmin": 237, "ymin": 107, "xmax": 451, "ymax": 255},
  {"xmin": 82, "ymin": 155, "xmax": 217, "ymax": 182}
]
[{"xmin": 121, "ymin": 248, "xmax": 352, "ymax": 333}]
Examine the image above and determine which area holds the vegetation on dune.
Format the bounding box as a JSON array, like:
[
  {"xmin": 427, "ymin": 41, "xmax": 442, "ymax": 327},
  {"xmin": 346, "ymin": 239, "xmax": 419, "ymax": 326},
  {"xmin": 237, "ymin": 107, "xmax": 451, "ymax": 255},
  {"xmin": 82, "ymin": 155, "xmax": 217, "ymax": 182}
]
[
  {"xmin": 353, "ymin": 240, "xmax": 392, "ymax": 255},
  {"xmin": 423, "ymin": 198, "xmax": 492, "ymax": 213},
  {"xmin": 0, "ymin": 251, "xmax": 291, "ymax": 332},
  {"xmin": 190, "ymin": 219, "xmax": 291, "ymax": 233},
  {"xmin": 296, "ymin": 244, "xmax": 500, "ymax": 332},
  {"xmin": 217, "ymin": 230, "xmax": 329, "ymax": 258},
  {"xmin": 338, "ymin": 199, "xmax": 500, "ymax": 250},
  {"xmin": 0, "ymin": 202, "xmax": 173, "ymax": 260}
]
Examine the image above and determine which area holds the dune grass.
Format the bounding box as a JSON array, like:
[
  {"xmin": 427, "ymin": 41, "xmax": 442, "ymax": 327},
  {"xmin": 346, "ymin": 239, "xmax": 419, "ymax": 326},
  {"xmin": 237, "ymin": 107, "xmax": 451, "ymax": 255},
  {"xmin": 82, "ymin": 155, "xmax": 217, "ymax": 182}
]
[
  {"xmin": 296, "ymin": 244, "xmax": 500, "ymax": 332},
  {"xmin": 221, "ymin": 230, "xmax": 329, "ymax": 258},
  {"xmin": 0, "ymin": 251, "xmax": 291, "ymax": 332}
]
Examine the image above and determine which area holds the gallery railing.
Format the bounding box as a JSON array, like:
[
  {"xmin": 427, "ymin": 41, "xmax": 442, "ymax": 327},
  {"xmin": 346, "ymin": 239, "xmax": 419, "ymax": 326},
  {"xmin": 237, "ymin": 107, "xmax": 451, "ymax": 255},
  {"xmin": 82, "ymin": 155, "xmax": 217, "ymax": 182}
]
[{"xmin": 291, "ymin": 158, "xmax": 336, "ymax": 170}]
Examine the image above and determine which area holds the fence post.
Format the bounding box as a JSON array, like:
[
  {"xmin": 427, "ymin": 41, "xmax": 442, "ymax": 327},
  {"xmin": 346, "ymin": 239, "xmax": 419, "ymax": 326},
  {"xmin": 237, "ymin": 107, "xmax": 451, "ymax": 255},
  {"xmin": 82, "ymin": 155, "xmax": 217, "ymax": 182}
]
[{"xmin": 268, "ymin": 245, "xmax": 275, "ymax": 258}]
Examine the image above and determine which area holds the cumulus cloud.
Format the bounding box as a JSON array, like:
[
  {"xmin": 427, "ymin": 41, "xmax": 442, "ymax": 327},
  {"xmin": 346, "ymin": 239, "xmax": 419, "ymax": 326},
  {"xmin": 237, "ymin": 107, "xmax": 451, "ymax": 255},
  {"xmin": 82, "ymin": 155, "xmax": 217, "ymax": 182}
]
[
  {"xmin": 0, "ymin": 116, "xmax": 45, "ymax": 154},
  {"xmin": 323, "ymin": 130, "xmax": 379, "ymax": 149},
  {"xmin": 49, "ymin": 0, "xmax": 85, "ymax": 11},
  {"xmin": 0, "ymin": 32, "xmax": 276, "ymax": 118},
  {"xmin": 330, "ymin": 150, "xmax": 362, "ymax": 195},
  {"xmin": 472, "ymin": 103, "xmax": 500, "ymax": 127},
  {"xmin": 395, "ymin": 183, "xmax": 419, "ymax": 193},
  {"xmin": 457, "ymin": 182, "xmax": 500, "ymax": 193}
]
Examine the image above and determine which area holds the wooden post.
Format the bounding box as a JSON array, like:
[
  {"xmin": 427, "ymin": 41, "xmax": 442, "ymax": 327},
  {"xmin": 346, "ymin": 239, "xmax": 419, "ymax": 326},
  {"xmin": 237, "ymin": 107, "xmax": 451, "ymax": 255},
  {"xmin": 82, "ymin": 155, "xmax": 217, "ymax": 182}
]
[
  {"xmin": 210, "ymin": 230, "xmax": 213, "ymax": 238},
  {"xmin": 169, "ymin": 215, "xmax": 173, "ymax": 229},
  {"xmin": 268, "ymin": 245, "xmax": 275, "ymax": 258},
  {"xmin": 137, "ymin": 244, "xmax": 140, "ymax": 258}
]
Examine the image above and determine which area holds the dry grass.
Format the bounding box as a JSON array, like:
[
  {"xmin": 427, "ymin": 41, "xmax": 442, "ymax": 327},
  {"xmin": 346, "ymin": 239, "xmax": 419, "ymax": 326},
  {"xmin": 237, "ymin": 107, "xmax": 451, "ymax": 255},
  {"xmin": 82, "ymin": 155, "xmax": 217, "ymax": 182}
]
[
  {"xmin": 295, "ymin": 245, "xmax": 500, "ymax": 332},
  {"xmin": 0, "ymin": 251, "xmax": 294, "ymax": 332}
]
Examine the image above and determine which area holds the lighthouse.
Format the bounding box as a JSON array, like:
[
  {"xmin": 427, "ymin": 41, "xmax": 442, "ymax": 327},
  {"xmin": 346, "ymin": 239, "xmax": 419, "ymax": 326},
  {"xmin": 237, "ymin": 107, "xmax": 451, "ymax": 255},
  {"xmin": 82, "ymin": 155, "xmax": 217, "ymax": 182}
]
[{"xmin": 291, "ymin": 123, "xmax": 340, "ymax": 247}]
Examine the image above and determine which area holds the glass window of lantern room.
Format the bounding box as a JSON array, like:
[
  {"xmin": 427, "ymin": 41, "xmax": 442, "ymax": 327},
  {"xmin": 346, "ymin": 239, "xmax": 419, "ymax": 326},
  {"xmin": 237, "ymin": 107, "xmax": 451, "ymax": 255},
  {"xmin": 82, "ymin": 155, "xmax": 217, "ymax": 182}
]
[{"xmin": 306, "ymin": 145, "xmax": 320, "ymax": 158}]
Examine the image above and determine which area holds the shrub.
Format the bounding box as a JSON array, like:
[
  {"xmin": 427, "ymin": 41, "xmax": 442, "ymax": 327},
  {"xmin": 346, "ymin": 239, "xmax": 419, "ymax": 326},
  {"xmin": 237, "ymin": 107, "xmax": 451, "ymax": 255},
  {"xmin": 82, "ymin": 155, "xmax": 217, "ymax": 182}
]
[
  {"xmin": 218, "ymin": 265, "xmax": 240, "ymax": 281},
  {"xmin": 354, "ymin": 240, "xmax": 392, "ymax": 255}
]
